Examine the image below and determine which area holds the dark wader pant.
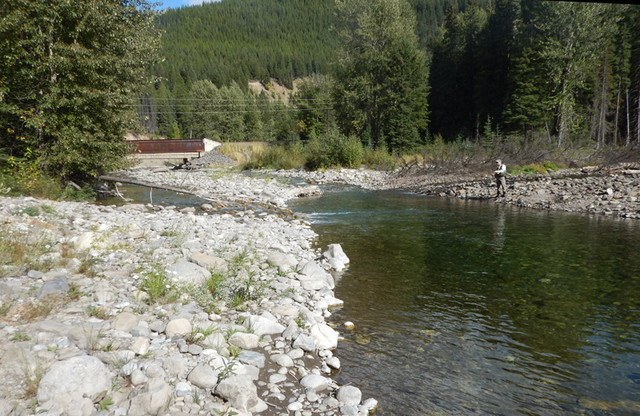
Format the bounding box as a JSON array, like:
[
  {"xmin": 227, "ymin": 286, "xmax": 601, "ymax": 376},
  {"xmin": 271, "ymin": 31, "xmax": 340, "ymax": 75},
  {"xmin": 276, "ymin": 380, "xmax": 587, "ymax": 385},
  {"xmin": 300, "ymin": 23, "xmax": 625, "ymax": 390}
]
[{"xmin": 496, "ymin": 175, "xmax": 506, "ymax": 196}]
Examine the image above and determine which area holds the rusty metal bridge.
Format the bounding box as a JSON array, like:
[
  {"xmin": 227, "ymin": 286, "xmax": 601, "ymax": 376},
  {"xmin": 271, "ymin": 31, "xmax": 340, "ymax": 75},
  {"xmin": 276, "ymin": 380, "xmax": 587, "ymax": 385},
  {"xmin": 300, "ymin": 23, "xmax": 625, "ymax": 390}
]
[{"xmin": 127, "ymin": 139, "xmax": 205, "ymax": 166}]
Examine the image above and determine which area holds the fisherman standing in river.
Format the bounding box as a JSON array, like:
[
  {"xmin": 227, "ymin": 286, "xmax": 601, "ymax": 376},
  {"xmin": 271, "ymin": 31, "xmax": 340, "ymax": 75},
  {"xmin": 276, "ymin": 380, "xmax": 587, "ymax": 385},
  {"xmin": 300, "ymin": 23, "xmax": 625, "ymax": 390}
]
[{"xmin": 494, "ymin": 159, "xmax": 507, "ymax": 197}]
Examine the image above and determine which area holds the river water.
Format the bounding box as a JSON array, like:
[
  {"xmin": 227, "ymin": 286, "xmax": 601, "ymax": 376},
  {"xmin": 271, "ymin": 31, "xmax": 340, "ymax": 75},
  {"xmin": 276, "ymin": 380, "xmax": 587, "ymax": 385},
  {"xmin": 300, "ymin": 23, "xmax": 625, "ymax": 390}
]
[{"xmin": 288, "ymin": 186, "xmax": 640, "ymax": 416}]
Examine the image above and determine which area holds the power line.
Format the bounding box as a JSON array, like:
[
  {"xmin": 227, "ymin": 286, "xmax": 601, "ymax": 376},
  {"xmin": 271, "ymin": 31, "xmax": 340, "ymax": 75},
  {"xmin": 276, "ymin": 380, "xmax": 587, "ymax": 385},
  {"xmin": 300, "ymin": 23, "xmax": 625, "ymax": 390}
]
[{"xmin": 135, "ymin": 107, "xmax": 333, "ymax": 115}]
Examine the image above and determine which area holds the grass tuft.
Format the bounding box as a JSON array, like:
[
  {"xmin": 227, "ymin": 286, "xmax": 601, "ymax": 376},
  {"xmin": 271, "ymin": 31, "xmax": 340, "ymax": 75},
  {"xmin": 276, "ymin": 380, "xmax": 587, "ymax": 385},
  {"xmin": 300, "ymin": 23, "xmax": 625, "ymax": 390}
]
[{"xmin": 139, "ymin": 266, "xmax": 177, "ymax": 304}]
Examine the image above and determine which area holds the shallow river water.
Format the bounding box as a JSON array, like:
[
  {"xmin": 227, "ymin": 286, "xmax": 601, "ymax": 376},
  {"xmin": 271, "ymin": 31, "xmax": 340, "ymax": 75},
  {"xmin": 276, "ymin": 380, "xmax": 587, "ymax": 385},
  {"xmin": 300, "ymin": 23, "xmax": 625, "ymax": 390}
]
[{"xmin": 288, "ymin": 186, "xmax": 640, "ymax": 416}]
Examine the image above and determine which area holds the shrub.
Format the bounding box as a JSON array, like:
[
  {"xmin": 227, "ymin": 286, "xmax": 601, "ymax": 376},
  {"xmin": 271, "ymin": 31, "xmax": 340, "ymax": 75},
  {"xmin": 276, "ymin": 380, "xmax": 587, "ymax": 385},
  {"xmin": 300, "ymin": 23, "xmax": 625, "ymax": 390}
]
[
  {"xmin": 0, "ymin": 170, "xmax": 95, "ymax": 201},
  {"xmin": 219, "ymin": 142, "xmax": 268, "ymax": 165},
  {"xmin": 305, "ymin": 129, "xmax": 363, "ymax": 170},
  {"xmin": 244, "ymin": 142, "xmax": 305, "ymax": 170},
  {"xmin": 509, "ymin": 160, "xmax": 562, "ymax": 175},
  {"xmin": 510, "ymin": 163, "xmax": 548, "ymax": 175},
  {"xmin": 60, "ymin": 184, "xmax": 95, "ymax": 201},
  {"xmin": 340, "ymin": 136, "xmax": 365, "ymax": 168},
  {"xmin": 364, "ymin": 144, "xmax": 398, "ymax": 170}
]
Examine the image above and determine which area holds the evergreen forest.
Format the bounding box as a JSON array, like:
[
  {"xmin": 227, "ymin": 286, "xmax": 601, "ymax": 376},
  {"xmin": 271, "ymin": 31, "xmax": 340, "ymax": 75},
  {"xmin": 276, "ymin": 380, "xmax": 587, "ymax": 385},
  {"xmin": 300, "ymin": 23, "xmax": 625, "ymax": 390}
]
[
  {"xmin": 144, "ymin": 0, "xmax": 490, "ymax": 145},
  {"xmin": 146, "ymin": 0, "xmax": 640, "ymax": 154}
]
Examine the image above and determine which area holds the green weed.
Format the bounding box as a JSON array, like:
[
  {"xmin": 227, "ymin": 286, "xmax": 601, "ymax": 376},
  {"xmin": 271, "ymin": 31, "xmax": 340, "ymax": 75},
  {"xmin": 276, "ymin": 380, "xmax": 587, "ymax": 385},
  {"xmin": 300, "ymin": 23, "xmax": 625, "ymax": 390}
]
[
  {"xmin": 11, "ymin": 332, "xmax": 31, "ymax": 342},
  {"xmin": 17, "ymin": 299, "xmax": 54, "ymax": 322},
  {"xmin": 98, "ymin": 397, "xmax": 114, "ymax": 411},
  {"xmin": 0, "ymin": 302, "xmax": 11, "ymax": 317},
  {"xmin": 0, "ymin": 228, "xmax": 55, "ymax": 271},
  {"xmin": 77, "ymin": 257, "xmax": 97, "ymax": 277},
  {"xmin": 139, "ymin": 266, "xmax": 176, "ymax": 304},
  {"xmin": 67, "ymin": 283, "xmax": 83, "ymax": 300},
  {"xmin": 21, "ymin": 206, "xmax": 40, "ymax": 217},
  {"xmin": 186, "ymin": 325, "xmax": 217, "ymax": 344},
  {"xmin": 229, "ymin": 290, "xmax": 250, "ymax": 309},
  {"xmin": 216, "ymin": 361, "xmax": 237, "ymax": 381},
  {"xmin": 40, "ymin": 204, "xmax": 55, "ymax": 214},
  {"xmin": 160, "ymin": 226, "xmax": 189, "ymax": 248},
  {"xmin": 22, "ymin": 361, "xmax": 45, "ymax": 399},
  {"xmin": 206, "ymin": 272, "xmax": 226, "ymax": 297},
  {"xmin": 227, "ymin": 344, "xmax": 241, "ymax": 358},
  {"xmin": 86, "ymin": 306, "xmax": 109, "ymax": 320}
]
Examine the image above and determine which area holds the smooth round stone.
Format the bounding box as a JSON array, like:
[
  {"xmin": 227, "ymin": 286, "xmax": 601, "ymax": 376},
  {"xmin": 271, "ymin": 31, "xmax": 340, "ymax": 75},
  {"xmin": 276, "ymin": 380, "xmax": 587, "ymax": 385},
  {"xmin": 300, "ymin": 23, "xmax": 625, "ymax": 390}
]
[{"xmin": 287, "ymin": 401, "xmax": 303, "ymax": 411}]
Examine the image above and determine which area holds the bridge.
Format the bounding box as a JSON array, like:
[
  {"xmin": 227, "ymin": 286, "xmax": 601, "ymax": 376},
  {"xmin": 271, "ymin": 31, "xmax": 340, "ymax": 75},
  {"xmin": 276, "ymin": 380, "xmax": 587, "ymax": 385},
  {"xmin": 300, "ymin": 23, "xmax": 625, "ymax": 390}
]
[{"xmin": 127, "ymin": 139, "xmax": 211, "ymax": 167}]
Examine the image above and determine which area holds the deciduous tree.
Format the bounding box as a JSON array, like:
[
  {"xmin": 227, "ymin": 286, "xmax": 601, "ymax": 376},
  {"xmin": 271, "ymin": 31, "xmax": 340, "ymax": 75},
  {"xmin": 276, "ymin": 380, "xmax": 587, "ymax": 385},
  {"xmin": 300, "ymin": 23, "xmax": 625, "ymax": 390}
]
[
  {"xmin": 333, "ymin": 0, "xmax": 429, "ymax": 152},
  {"xmin": 0, "ymin": 0, "xmax": 160, "ymax": 181}
]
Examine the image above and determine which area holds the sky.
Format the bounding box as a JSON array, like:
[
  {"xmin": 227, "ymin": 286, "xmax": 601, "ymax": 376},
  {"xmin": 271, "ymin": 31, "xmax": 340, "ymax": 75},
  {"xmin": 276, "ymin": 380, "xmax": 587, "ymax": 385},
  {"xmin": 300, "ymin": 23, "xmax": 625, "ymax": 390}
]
[{"xmin": 156, "ymin": 0, "xmax": 220, "ymax": 10}]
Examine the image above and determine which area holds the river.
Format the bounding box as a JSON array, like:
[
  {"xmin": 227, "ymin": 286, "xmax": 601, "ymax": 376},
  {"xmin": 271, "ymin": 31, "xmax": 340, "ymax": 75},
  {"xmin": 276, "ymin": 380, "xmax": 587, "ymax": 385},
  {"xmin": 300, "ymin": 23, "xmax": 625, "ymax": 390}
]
[{"xmin": 288, "ymin": 185, "xmax": 640, "ymax": 416}]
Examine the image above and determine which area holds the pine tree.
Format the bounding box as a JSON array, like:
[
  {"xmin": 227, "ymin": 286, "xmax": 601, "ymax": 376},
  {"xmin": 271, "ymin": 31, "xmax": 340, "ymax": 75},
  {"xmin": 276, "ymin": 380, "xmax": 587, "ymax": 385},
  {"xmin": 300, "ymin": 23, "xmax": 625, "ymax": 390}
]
[
  {"xmin": 473, "ymin": 0, "xmax": 520, "ymax": 136},
  {"xmin": 428, "ymin": 4, "xmax": 488, "ymax": 140},
  {"xmin": 293, "ymin": 75, "xmax": 335, "ymax": 141}
]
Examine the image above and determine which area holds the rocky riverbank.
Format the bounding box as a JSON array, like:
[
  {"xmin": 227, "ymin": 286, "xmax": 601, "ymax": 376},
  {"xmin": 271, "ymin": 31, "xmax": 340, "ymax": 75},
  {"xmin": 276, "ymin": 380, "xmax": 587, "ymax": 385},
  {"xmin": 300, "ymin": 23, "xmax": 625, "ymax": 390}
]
[
  {"xmin": 267, "ymin": 164, "xmax": 640, "ymax": 220},
  {"xmin": 2, "ymin": 159, "xmax": 638, "ymax": 416},
  {"xmin": 0, "ymin": 171, "xmax": 377, "ymax": 416},
  {"xmin": 385, "ymin": 165, "xmax": 640, "ymax": 219}
]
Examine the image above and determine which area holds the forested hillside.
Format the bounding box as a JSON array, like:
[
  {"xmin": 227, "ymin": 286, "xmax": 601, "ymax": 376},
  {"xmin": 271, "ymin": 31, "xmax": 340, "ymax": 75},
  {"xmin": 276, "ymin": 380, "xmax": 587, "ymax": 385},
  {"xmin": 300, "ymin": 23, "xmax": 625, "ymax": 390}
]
[
  {"xmin": 144, "ymin": 0, "xmax": 483, "ymax": 141},
  {"xmin": 154, "ymin": 0, "xmax": 479, "ymax": 90},
  {"xmin": 143, "ymin": 0, "xmax": 640, "ymax": 155},
  {"xmin": 3, "ymin": 0, "xmax": 640, "ymax": 192},
  {"xmin": 155, "ymin": 0, "xmax": 334, "ymax": 90}
]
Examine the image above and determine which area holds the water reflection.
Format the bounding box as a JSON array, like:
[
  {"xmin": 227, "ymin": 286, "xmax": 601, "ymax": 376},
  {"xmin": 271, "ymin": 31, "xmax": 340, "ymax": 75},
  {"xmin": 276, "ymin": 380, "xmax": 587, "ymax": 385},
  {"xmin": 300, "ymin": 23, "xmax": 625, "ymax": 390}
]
[{"xmin": 289, "ymin": 188, "xmax": 640, "ymax": 416}]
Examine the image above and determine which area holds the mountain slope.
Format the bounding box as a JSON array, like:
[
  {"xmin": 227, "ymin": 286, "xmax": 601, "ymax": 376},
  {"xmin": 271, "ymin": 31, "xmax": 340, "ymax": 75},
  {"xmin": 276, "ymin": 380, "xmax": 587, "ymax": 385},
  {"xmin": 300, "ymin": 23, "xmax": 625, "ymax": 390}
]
[{"xmin": 154, "ymin": 0, "xmax": 482, "ymax": 89}]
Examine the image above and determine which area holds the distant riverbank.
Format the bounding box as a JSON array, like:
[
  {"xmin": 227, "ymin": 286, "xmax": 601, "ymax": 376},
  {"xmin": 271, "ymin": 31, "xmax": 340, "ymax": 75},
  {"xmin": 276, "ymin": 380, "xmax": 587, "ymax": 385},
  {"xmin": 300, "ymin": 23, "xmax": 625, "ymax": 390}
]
[{"xmin": 267, "ymin": 164, "xmax": 640, "ymax": 220}]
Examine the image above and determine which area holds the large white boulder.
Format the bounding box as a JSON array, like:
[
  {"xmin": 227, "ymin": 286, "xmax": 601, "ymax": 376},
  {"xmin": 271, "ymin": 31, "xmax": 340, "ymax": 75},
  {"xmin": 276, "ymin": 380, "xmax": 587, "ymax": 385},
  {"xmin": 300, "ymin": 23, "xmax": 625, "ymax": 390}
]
[
  {"xmin": 246, "ymin": 314, "xmax": 285, "ymax": 336},
  {"xmin": 310, "ymin": 323, "xmax": 339, "ymax": 350},
  {"xmin": 267, "ymin": 252, "xmax": 298, "ymax": 273},
  {"xmin": 215, "ymin": 374, "xmax": 268, "ymax": 413},
  {"xmin": 229, "ymin": 332, "xmax": 260, "ymax": 350},
  {"xmin": 165, "ymin": 259, "xmax": 211, "ymax": 286},
  {"xmin": 37, "ymin": 355, "xmax": 112, "ymax": 416},
  {"xmin": 188, "ymin": 364, "xmax": 219, "ymax": 389},
  {"xmin": 322, "ymin": 244, "xmax": 350, "ymax": 271},
  {"xmin": 165, "ymin": 318, "xmax": 192, "ymax": 338},
  {"xmin": 337, "ymin": 385, "xmax": 362, "ymax": 406},
  {"xmin": 300, "ymin": 374, "xmax": 332, "ymax": 393},
  {"xmin": 127, "ymin": 377, "xmax": 172, "ymax": 416}
]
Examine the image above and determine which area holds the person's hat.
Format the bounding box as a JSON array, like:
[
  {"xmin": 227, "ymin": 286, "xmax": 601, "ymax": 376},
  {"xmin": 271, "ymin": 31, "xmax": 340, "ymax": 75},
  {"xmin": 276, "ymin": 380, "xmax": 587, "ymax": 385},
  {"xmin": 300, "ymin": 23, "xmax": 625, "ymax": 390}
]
[{"xmin": 496, "ymin": 159, "xmax": 502, "ymax": 163}]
